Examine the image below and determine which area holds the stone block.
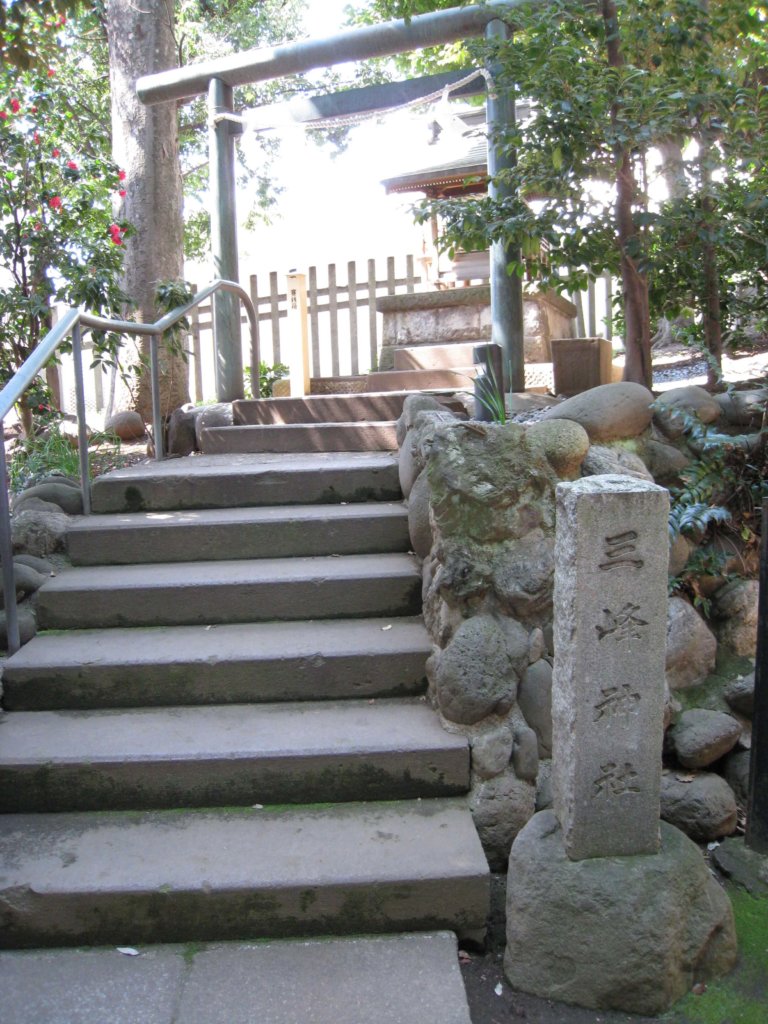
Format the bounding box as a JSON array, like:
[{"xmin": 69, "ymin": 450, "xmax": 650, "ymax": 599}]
[{"xmin": 552, "ymin": 475, "xmax": 669, "ymax": 860}]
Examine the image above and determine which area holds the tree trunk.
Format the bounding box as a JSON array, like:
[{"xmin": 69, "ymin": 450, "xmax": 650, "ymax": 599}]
[
  {"xmin": 602, "ymin": 0, "xmax": 653, "ymax": 389},
  {"xmin": 106, "ymin": 0, "xmax": 190, "ymax": 420},
  {"xmin": 699, "ymin": 137, "xmax": 723, "ymax": 388}
]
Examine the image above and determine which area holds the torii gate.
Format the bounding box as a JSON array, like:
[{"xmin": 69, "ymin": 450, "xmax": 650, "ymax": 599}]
[{"xmin": 137, "ymin": 1, "xmax": 529, "ymax": 401}]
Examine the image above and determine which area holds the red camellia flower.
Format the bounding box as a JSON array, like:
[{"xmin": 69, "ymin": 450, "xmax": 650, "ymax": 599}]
[
  {"xmin": 118, "ymin": 189, "xmax": 127, "ymax": 198},
  {"xmin": 34, "ymin": 222, "xmax": 42, "ymax": 231},
  {"xmin": 0, "ymin": 112, "xmax": 7, "ymax": 121},
  {"xmin": 118, "ymin": 169, "xmax": 127, "ymax": 181},
  {"xmin": 67, "ymin": 160, "xmax": 78, "ymax": 170},
  {"xmin": 47, "ymin": 69, "xmax": 55, "ymax": 78},
  {"xmin": 49, "ymin": 196, "xmax": 62, "ymax": 210},
  {"xmin": 33, "ymin": 132, "xmax": 41, "ymax": 144},
  {"xmin": 52, "ymin": 148, "xmax": 60, "ymax": 157},
  {"xmin": 10, "ymin": 98, "xmax": 20, "ymax": 113},
  {"xmin": 30, "ymin": 106, "xmax": 37, "ymax": 114}
]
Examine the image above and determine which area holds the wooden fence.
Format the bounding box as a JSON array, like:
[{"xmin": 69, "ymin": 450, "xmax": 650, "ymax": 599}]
[{"xmin": 187, "ymin": 254, "xmax": 422, "ymax": 402}]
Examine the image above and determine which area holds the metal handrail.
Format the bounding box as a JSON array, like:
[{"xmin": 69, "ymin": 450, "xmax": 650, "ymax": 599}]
[{"xmin": 0, "ymin": 279, "xmax": 258, "ymax": 655}]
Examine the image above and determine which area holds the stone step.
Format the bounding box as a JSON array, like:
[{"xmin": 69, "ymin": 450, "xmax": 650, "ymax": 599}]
[
  {"xmin": 0, "ymin": 699, "xmax": 468, "ymax": 813},
  {"xmin": 393, "ymin": 343, "xmax": 479, "ymax": 372},
  {"xmin": 37, "ymin": 553, "xmax": 422, "ymax": 629},
  {"xmin": 363, "ymin": 369, "xmax": 473, "ymax": 392},
  {"xmin": 90, "ymin": 452, "xmax": 401, "ymax": 514},
  {"xmin": 2, "ymin": 617, "xmax": 430, "ymax": 711},
  {"xmin": 0, "ymin": 933, "xmax": 473, "ymax": 1024},
  {"xmin": 0, "ymin": 799, "xmax": 490, "ymax": 948},
  {"xmin": 66, "ymin": 502, "xmax": 410, "ymax": 566},
  {"xmin": 234, "ymin": 391, "xmax": 412, "ymax": 424},
  {"xmin": 200, "ymin": 422, "xmax": 398, "ymax": 455}
]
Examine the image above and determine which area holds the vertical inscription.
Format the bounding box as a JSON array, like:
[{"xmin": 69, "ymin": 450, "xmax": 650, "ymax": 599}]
[{"xmin": 552, "ymin": 476, "xmax": 669, "ymax": 860}]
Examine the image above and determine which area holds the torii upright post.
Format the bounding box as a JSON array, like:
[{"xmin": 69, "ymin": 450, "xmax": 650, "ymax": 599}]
[
  {"xmin": 486, "ymin": 18, "xmax": 525, "ymax": 393},
  {"xmin": 209, "ymin": 78, "xmax": 244, "ymax": 401}
]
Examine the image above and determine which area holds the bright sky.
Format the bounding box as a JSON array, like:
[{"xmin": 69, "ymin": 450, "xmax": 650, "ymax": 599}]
[{"xmin": 223, "ymin": 1, "xmax": 434, "ymax": 279}]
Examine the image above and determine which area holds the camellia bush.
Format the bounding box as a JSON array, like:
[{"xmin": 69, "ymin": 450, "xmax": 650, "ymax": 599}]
[{"xmin": 0, "ymin": 19, "xmax": 128, "ymax": 434}]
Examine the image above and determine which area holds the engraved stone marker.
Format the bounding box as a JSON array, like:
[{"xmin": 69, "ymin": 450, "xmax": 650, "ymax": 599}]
[{"xmin": 552, "ymin": 475, "xmax": 669, "ymax": 860}]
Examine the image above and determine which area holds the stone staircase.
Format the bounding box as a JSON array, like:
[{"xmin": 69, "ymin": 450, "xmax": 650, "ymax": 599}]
[{"xmin": 0, "ymin": 449, "xmax": 488, "ymax": 1023}]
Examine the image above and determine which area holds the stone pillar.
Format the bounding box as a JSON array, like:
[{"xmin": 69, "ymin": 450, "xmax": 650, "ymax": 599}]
[{"xmin": 552, "ymin": 474, "xmax": 669, "ymax": 860}]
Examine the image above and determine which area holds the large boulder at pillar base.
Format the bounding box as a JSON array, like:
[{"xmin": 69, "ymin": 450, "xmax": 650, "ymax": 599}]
[
  {"xmin": 504, "ymin": 810, "xmax": 737, "ymax": 1015},
  {"xmin": 524, "ymin": 419, "xmax": 589, "ymax": 480},
  {"xmin": 469, "ymin": 769, "xmax": 535, "ymax": 871},
  {"xmin": 660, "ymin": 769, "xmax": 738, "ymax": 842},
  {"xmin": 11, "ymin": 509, "xmax": 70, "ymax": 556},
  {"xmin": 434, "ymin": 614, "xmax": 518, "ymax": 725},
  {"xmin": 667, "ymin": 709, "xmax": 742, "ymax": 769},
  {"xmin": 710, "ymin": 579, "xmax": 759, "ymax": 656},
  {"xmin": 540, "ymin": 382, "xmax": 654, "ymax": 442},
  {"xmin": 665, "ymin": 597, "xmax": 717, "ymax": 690},
  {"xmin": 105, "ymin": 409, "xmax": 146, "ymax": 441},
  {"xmin": 668, "ymin": 533, "xmax": 693, "ymax": 577},
  {"xmin": 491, "ymin": 531, "xmax": 555, "ymax": 625}
]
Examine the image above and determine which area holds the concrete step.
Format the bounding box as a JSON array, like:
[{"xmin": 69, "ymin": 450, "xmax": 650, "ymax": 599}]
[
  {"xmin": 393, "ymin": 343, "xmax": 479, "ymax": 371},
  {"xmin": 200, "ymin": 422, "xmax": 398, "ymax": 454},
  {"xmin": 0, "ymin": 700, "xmax": 469, "ymax": 812},
  {"xmin": 362, "ymin": 369, "xmax": 473, "ymax": 392},
  {"xmin": 0, "ymin": 932, "xmax": 473, "ymax": 1024},
  {"xmin": 37, "ymin": 553, "xmax": 422, "ymax": 629},
  {"xmin": 0, "ymin": 799, "xmax": 490, "ymax": 948},
  {"xmin": 66, "ymin": 502, "xmax": 410, "ymax": 566},
  {"xmin": 233, "ymin": 391, "xmax": 412, "ymax": 424},
  {"xmin": 90, "ymin": 452, "xmax": 401, "ymax": 514},
  {"xmin": 2, "ymin": 617, "xmax": 430, "ymax": 711}
]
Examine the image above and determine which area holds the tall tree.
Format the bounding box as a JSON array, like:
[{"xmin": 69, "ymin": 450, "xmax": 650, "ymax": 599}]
[{"xmin": 105, "ymin": 0, "xmax": 188, "ymax": 417}]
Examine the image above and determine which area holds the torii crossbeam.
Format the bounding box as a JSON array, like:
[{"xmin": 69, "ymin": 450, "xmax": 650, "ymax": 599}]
[{"xmin": 137, "ymin": 1, "xmax": 531, "ymax": 400}]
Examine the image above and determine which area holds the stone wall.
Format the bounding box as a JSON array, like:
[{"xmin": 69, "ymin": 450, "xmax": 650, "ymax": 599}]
[{"xmin": 397, "ymin": 380, "xmax": 762, "ymax": 870}]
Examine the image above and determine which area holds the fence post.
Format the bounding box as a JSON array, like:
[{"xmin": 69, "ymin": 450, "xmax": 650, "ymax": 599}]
[
  {"xmin": 286, "ymin": 272, "xmax": 311, "ymax": 397},
  {"xmin": 348, "ymin": 261, "xmax": 359, "ymax": 376}
]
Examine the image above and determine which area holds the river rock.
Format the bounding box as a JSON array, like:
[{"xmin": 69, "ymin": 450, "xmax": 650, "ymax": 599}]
[
  {"xmin": 641, "ymin": 437, "xmax": 691, "ymax": 485},
  {"xmin": 167, "ymin": 404, "xmax": 198, "ymax": 457},
  {"xmin": 0, "ymin": 603, "xmax": 38, "ymax": 647},
  {"xmin": 653, "ymin": 385, "xmax": 722, "ymax": 439},
  {"xmin": 12, "ymin": 554, "xmax": 54, "ymax": 575},
  {"xmin": 715, "ymin": 387, "xmax": 768, "ymax": 427},
  {"xmin": 105, "ymin": 409, "xmax": 146, "ymax": 441},
  {"xmin": 668, "ymin": 533, "xmax": 692, "ymax": 577},
  {"xmin": 724, "ymin": 671, "xmax": 755, "ymax": 717},
  {"xmin": 396, "ymin": 393, "xmax": 449, "ymax": 446},
  {"xmin": 667, "ymin": 709, "xmax": 742, "ymax": 769},
  {"xmin": 471, "ymin": 723, "xmax": 514, "ymax": 780},
  {"xmin": 504, "ymin": 810, "xmax": 737, "ymax": 1014},
  {"xmin": 581, "ymin": 444, "xmax": 654, "ymax": 480},
  {"xmin": 665, "ymin": 597, "xmax": 717, "ymax": 690},
  {"xmin": 194, "ymin": 403, "xmax": 233, "ymax": 449},
  {"xmin": 723, "ymin": 749, "xmax": 751, "ymax": 805},
  {"xmin": 518, "ymin": 658, "xmax": 553, "ymax": 757},
  {"xmin": 407, "ymin": 469, "xmax": 432, "ymax": 559},
  {"xmin": 491, "ymin": 530, "xmax": 555, "ymax": 624},
  {"xmin": 11, "ymin": 497, "xmax": 64, "ymax": 516},
  {"xmin": 0, "ymin": 562, "xmax": 48, "ymax": 608},
  {"xmin": 512, "ymin": 725, "xmax": 539, "ymax": 782},
  {"xmin": 16, "ymin": 481, "xmax": 83, "ymax": 515},
  {"xmin": 710, "ymin": 579, "xmax": 759, "ymax": 656},
  {"xmin": 469, "ymin": 769, "xmax": 535, "ymax": 870},
  {"xmin": 540, "ymin": 382, "xmax": 654, "ymax": 442},
  {"xmin": 660, "ymin": 769, "xmax": 738, "ymax": 841},
  {"xmin": 434, "ymin": 614, "xmax": 518, "ymax": 725},
  {"xmin": 11, "ymin": 509, "xmax": 70, "ymax": 556},
  {"xmin": 525, "ymin": 419, "xmax": 589, "ymax": 479}
]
